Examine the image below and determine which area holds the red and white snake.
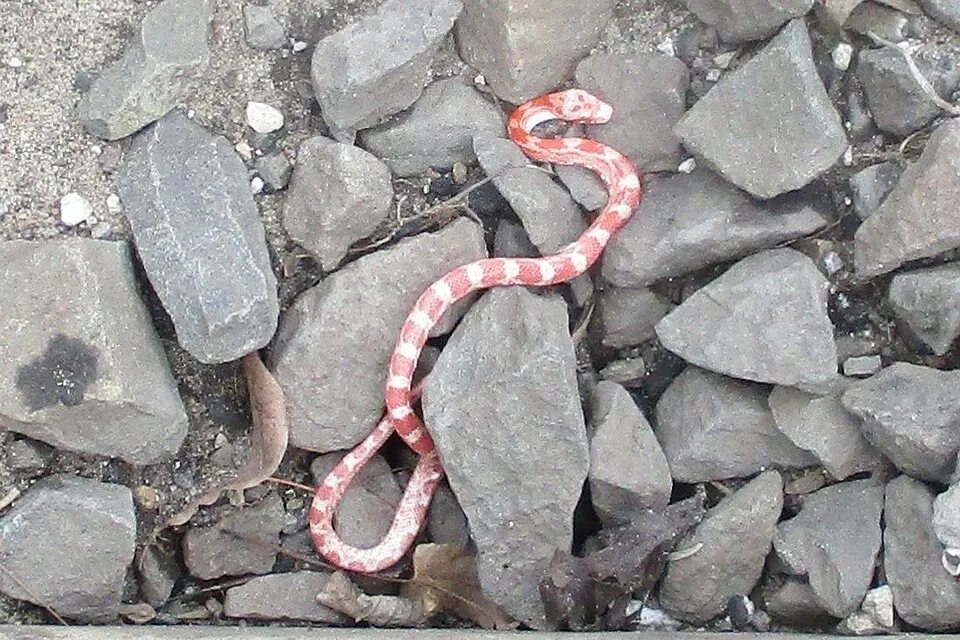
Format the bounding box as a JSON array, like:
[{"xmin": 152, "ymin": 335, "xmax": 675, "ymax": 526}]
[{"xmin": 309, "ymin": 89, "xmax": 643, "ymax": 573}]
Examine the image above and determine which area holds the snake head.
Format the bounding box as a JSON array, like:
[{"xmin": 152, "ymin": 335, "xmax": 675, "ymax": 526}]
[{"xmin": 554, "ymin": 89, "xmax": 614, "ymax": 124}]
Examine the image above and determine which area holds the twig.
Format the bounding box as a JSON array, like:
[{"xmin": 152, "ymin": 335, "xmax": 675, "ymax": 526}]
[
  {"xmin": 866, "ymin": 32, "xmax": 960, "ymax": 117},
  {"xmin": 0, "ymin": 561, "xmax": 69, "ymax": 625},
  {"xmin": 266, "ymin": 476, "xmax": 315, "ymax": 493}
]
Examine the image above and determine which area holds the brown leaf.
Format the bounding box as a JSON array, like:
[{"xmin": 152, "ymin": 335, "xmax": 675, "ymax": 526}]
[
  {"xmin": 317, "ymin": 571, "xmax": 429, "ymax": 627},
  {"xmin": 167, "ymin": 352, "xmax": 289, "ymax": 526},
  {"xmin": 118, "ymin": 602, "xmax": 157, "ymax": 624},
  {"xmin": 402, "ymin": 543, "xmax": 516, "ymax": 630}
]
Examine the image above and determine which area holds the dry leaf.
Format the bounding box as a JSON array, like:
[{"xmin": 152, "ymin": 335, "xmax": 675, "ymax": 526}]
[
  {"xmin": 167, "ymin": 352, "xmax": 289, "ymax": 526},
  {"xmin": 118, "ymin": 602, "xmax": 157, "ymax": 624},
  {"xmin": 402, "ymin": 543, "xmax": 516, "ymax": 630},
  {"xmin": 317, "ymin": 571, "xmax": 429, "ymax": 627}
]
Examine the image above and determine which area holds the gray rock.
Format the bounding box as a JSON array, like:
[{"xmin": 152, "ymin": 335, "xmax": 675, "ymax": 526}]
[
  {"xmin": 841, "ymin": 362, "xmax": 960, "ymax": 482},
  {"xmin": 842, "ymin": 354, "xmax": 882, "ymax": 377},
  {"xmin": 655, "ymin": 248, "xmax": 838, "ymax": 392},
  {"xmin": 768, "ymin": 386, "xmax": 883, "ymax": 480},
  {"xmin": 884, "ymin": 475, "xmax": 960, "ymax": 630},
  {"xmin": 674, "ymin": 19, "xmax": 847, "ymax": 199},
  {"xmin": 845, "ymin": 2, "xmax": 910, "ymax": 42},
  {"xmin": 773, "ymin": 480, "xmax": 884, "ymax": 617},
  {"xmin": 310, "ymin": 0, "xmax": 463, "ymax": 140},
  {"xmin": 588, "ymin": 381, "xmax": 672, "ymax": 525},
  {"xmin": 555, "ymin": 163, "xmax": 608, "ymax": 212},
  {"xmin": 182, "ymin": 493, "xmax": 285, "ymax": 580},
  {"xmin": 655, "ymin": 367, "xmax": 817, "ymax": 483},
  {"xmin": 888, "ymin": 262, "xmax": 960, "ymax": 355},
  {"xmin": 454, "ymin": 0, "xmax": 616, "ymax": 103},
  {"xmin": 934, "ymin": 482, "xmax": 960, "ymax": 548},
  {"xmin": 360, "ymin": 77, "xmax": 505, "ymax": 177},
  {"xmin": 116, "ymin": 111, "xmax": 279, "ymax": 364},
  {"xmin": 682, "ymin": 0, "xmax": 813, "ymax": 42},
  {"xmin": 271, "ymin": 219, "xmax": 486, "ymax": 452},
  {"xmin": 493, "ymin": 220, "xmax": 538, "ymax": 258},
  {"xmin": 243, "ymin": 4, "xmax": 286, "ymax": 50},
  {"xmin": 837, "ymin": 584, "xmax": 896, "ymax": 635},
  {"xmin": 764, "ymin": 578, "xmax": 835, "ymax": 627},
  {"xmin": 422, "ymin": 287, "xmax": 588, "ymax": 629},
  {"xmin": 849, "ymin": 161, "xmax": 903, "ymax": 220},
  {"xmin": 659, "ymin": 471, "xmax": 784, "ymax": 623},
  {"xmin": 919, "ymin": 0, "xmax": 960, "ymax": 31},
  {"xmin": 854, "ymin": 119, "xmax": 960, "ymax": 276},
  {"xmin": 0, "ymin": 240, "xmax": 187, "ymax": 464},
  {"xmin": 78, "ymin": 0, "xmax": 213, "ymax": 140},
  {"xmin": 596, "ymin": 286, "xmax": 674, "ymax": 349},
  {"xmin": 282, "ymin": 136, "xmax": 394, "ymax": 270},
  {"xmin": 0, "ymin": 475, "xmax": 135, "ymax": 621},
  {"xmin": 139, "ymin": 545, "xmax": 177, "ymax": 608},
  {"xmin": 4, "ymin": 438, "xmax": 50, "ymax": 472},
  {"xmin": 600, "ymin": 357, "xmax": 647, "ymax": 385},
  {"xmin": 426, "ymin": 481, "xmax": 471, "ymax": 548},
  {"xmin": 224, "ymin": 571, "xmax": 348, "ymax": 623},
  {"xmin": 856, "ymin": 47, "xmax": 960, "ymax": 138},
  {"xmin": 255, "ymin": 153, "xmax": 293, "ymax": 192},
  {"xmin": 573, "ymin": 52, "xmax": 690, "ymax": 172},
  {"xmin": 602, "ymin": 169, "xmax": 828, "ymax": 286},
  {"xmin": 309, "ymin": 452, "xmax": 401, "ymax": 549}
]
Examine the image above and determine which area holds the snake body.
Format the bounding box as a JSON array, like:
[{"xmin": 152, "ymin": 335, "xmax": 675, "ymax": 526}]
[{"xmin": 309, "ymin": 89, "xmax": 643, "ymax": 573}]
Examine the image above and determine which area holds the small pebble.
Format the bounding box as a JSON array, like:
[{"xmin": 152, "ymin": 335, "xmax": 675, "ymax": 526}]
[
  {"xmin": 106, "ymin": 193, "xmax": 122, "ymax": 214},
  {"xmin": 60, "ymin": 192, "xmax": 93, "ymax": 226},
  {"xmin": 134, "ymin": 485, "xmax": 161, "ymax": 509},
  {"xmin": 843, "ymin": 354, "xmax": 882, "ymax": 377},
  {"xmin": 91, "ymin": 221, "xmax": 113, "ymax": 240},
  {"xmin": 714, "ymin": 51, "xmax": 736, "ymax": 68},
  {"xmin": 452, "ymin": 161, "xmax": 468, "ymax": 184},
  {"xmin": 251, "ymin": 176, "xmax": 265, "ymax": 194},
  {"xmin": 728, "ymin": 594, "xmax": 755, "ymax": 630},
  {"xmin": 843, "ymin": 146, "xmax": 854, "ymax": 166},
  {"xmin": 254, "ymin": 153, "xmax": 292, "ymax": 191},
  {"xmin": 246, "ymin": 102, "xmax": 284, "ymax": 134},
  {"xmin": 678, "ymin": 157, "xmax": 697, "ymax": 173},
  {"xmin": 657, "ymin": 38, "xmax": 676, "ymax": 57},
  {"xmin": 235, "ymin": 141, "xmax": 254, "ymax": 162},
  {"xmin": 7, "ymin": 56, "xmax": 23, "ymax": 68},
  {"xmin": 292, "ymin": 41, "xmax": 308, "ymax": 53},
  {"xmin": 706, "ymin": 68, "xmax": 722, "ymax": 82},
  {"xmin": 822, "ymin": 251, "xmax": 844, "ymax": 275},
  {"xmin": 832, "ymin": 43, "xmax": 854, "ymax": 71}
]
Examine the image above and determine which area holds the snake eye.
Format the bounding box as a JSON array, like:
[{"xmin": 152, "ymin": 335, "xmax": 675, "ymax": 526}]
[{"xmin": 942, "ymin": 547, "xmax": 960, "ymax": 576}]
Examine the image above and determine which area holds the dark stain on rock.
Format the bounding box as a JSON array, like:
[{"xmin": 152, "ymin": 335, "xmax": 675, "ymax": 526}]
[{"xmin": 15, "ymin": 334, "xmax": 100, "ymax": 411}]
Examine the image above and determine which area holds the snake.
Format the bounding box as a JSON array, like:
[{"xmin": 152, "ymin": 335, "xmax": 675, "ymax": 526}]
[{"xmin": 309, "ymin": 89, "xmax": 643, "ymax": 573}]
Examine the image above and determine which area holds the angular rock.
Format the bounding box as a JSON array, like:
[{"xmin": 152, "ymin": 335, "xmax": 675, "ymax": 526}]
[
  {"xmin": 849, "ymin": 161, "xmax": 903, "ymax": 220},
  {"xmin": 493, "ymin": 220, "xmax": 538, "ymax": 258},
  {"xmin": 0, "ymin": 240, "xmax": 187, "ymax": 464},
  {"xmin": 919, "ymin": 0, "xmax": 960, "ymax": 31},
  {"xmin": 283, "ymin": 136, "xmax": 394, "ymax": 270},
  {"xmin": 838, "ymin": 584, "xmax": 896, "ymax": 635},
  {"xmin": 841, "ymin": 362, "xmax": 960, "ymax": 482},
  {"xmin": 659, "ymin": 471, "xmax": 784, "ymax": 623},
  {"xmin": 182, "ymin": 493, "xmax": 285, "ymax": 580},
  {"xmin": 243, "ymin": 4, "xmax": 286, "ymax": 50},
  {"xmin": 888, "ymin": 262, "xmax": 960, "ymax": 355},
  {"xmin": 139, "ymin": 545, "xmax": 177, "ymax": 608},
  {"xmin": 4, "ymin": 438, "xmax": 50, "ymax": 472},
  {"xmin": 768, "ymin": 386, "xmax": 883, "ymax": 480},
  {"xmin": 0, "ymin": 475, "xmax": 135, "ymax": 621},
  {"xmin": 116, "ymin": 111, "xmax": 279, "ymax": 364},
  {"xmin": 655, "ymin": 248, "xmax": 838, "ymax": 392},
  {"xmin": 224, "ymin": 571, "xmax": 348, "ymax": 623},
  {"xmin": 422, "ymin": 287, "xmax": 589, "ymax": 628},
  {"xmin": 271, "ymin": 219, "xmax": 486, "ymax": 452},
  {"xmin": 773, "ymin": 480, "xmax": 884, "ymax": 617},
  {"xmin": 602, "ymin": 169, "xmax": 828, "ymax": 286},
  {"xmin": 845, "ymin": 2, "xmax": 910, "ymax": 42},
  {"xmin": 682, "ymin": 0, "xmax": 813, "ymax": 43},
  {"xmin": 884, "ymin": 476, "xmax": 960, "ymax": 630},
  {"xmin": 764, "ymin": 578, "xmax": 835, "ymax": 627},
  {"xmin": 655, "ymin": 367, "xmax": 817, "ymax": 483},
  {"xmin": 555, "ymin": 163, "xmax": 608, "ymax": 212},
  {"xmin": 842, "ymin": 354, "xmax": 883, "ymax": 377},
  {"xmin": 310, "ymin": 0, "xmax": 463, "ymax": 139},
  {"xmin": 854, "ymin": 119, "xmax": 960, "ymax": 276},
  {"xmin": 454, "ymin": 0, "xmax": 616, "ymax": 103},
  {"xmin": 934, "ymin": 482, "xmax": 960, "ymax": 549},
  {"xmin": 856, "ymin": 47, "xmax": 960, "ymax": 137},
  {"xmin": 588, "ymin": 381, "xmax": 672, "ymax": 525},
  {"xmin": 310, "ymin": 452, "xmax": 401, "ymax": 549},
  {"xmin": 255, "ymin": 152, "xmax": 293, "ymax": 192},
  {"xmin": 425, "ymin": 481, "xmax": 471, "ymax": 549},
  {"xmin": 360, "ymin": 77, "xmax": 505, "ymax": 177},
  {"xmin": 78, "ymin": 0, "xmax": 213, "ymax": 140},
  {"xmin": 596, "ymin": 286, "xmax": 674, "ymax": 349},
  {"xmin": 674, "ymin": 19, "xmax": 847, "ymax": 199}
]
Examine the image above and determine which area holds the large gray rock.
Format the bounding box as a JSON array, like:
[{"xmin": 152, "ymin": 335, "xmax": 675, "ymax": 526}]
[
  {"xmin": 768, "ymin": 386, "xmax": 883, "ymax": 480},
  {"xmin": 855, "ymin": 119, "xmax": 960, "ymax": 276},
  {"xmin": 655, "ymin": 248, "xmax": 838, "ymax": 392},
  {"xmin": 842, "ymin": 363, "xmax": 960, "ymax": 482},
  {"xmin": 595, "ymin": 286, "xmax": 674, "ymax": 349},
  {"xmin": 78, "ymin": 0, "xmax": 213, "ymax": 140},
  {"xmin": 310, "ymin": 0, "xmax": 462, "ymax": 140},
  {"xmin": 588, "ymin": 381, "xmax": 672, "ymax": 525},
  {"xmin": 116, "ymin": 111, "xmax": 279, "ymax": 364},
  {"xmin": 655, "ymin": 367, "xmax": 817, "ymax": 483},
  {"xmin": 919, "ymin": 0, "xmax": 960, "ymax": 31},
  {"xmin": 849, "ymin": 161, "xmax": 903, "ymax": 220},
  {"xmin": 884, "ymin": 476, "xmax": 960, "ymax": 630},
  {"xmin": 0, "ymin": 239, "xmax": 187, "ymax": 464},
  {"xmin": 360, "ymin": 77, "xmax": 505, "ymax": 177},
  {"xmin": 271, "ymin": 219, "xmax": 486, "ymax": 452},
  {"xmin": 659, "ymin": 471, "xmax": 784, "ymax": 623},
  {"xmin": 242, "ymin": 4, "xmax": 286, "ymax": 51},
  {"xmin": 224, "ymin": 571, "xmax": 348, "ymax": 623},
  {"xmin": 0, "ymin": 475, "xmax": 135, "ymax": 622},
  {"xmin": 454, "ymin": 0, "xmax": 616, "ymax": 103},
  {"xmin": 602, "ymin": 169, "xmax": 828, "ymax": 286},
  {"xmin": 282, "ymin": 136, "xmax": 394, "ymax": 271},
  {"xmin": 682, "ymin": 0, "xmax": 813, "ymax": 42},
  {"xmin": 674, "ymin": 19, "xmax": 847, "ymax": 199},
  {"xmin": 888, "ymin": 262, "xmax": 960, "ymax": 356},
  {"xmin": 856, "ymin": 48, "xmax": 960, "ymax": 138},
  {"xmin": 773, "ymin": 480, "xmax": 884, "ymax": 617},
  {"xmin": 422, "ymin": 287, "xmax": 588, "ymax": 629}
]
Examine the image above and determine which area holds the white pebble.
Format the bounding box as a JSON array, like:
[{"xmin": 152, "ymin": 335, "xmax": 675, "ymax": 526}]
[
  {"xmin": 843, "ymin": 146, "xmax": 854, "ymax": 166},
  {"xmin": 246, "ymin": 101, "xmax": 284, "ymax": 134},
  {"xmin": 186, "ymin": 109, "xmax": 196, "ymax": 118},
  {"xmin": 60, "ymin": 192, "xmax": 93, "ymax": 227},
  {"xmin": 7, "ymin": 56, "xmax": 23, "ymax": 68},
  {"xmin": 251, "ymin": 176, "xmax": 265, "ymax": 194},
  {"xmin": 235, "ymin": 141, "xmax": 254, "ymax": 161},
  {"xmin": 705, "ymin": 68, "xmax": 722, "ymax": 82},
  {"xmin": 474, "ymin": 73, "xmax": 487, "ymax": 86},
  {"xmin": 106, "ymin": 193, "xmax": 122, "ymax": 214},
  {"xmin": 656, "ymin": 38, "xmax": 676, "ymax": 57},
  {"xmin": 292, "ymin": 41, "xmax": 308, "ymax": 52},
  {"xmin": 678, "ymin": 157, "xmax": 697, "ymax": 173},
  {"xmin": 832, "ymin": 43, "xmax": 854, "ymax": 71}
]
